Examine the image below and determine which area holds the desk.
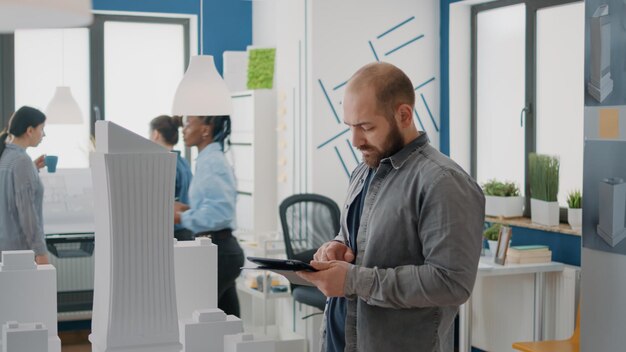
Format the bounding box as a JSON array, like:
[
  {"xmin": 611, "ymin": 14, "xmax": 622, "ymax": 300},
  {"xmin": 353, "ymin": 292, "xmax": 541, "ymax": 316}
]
[{"xmin": 458, "ymin": 256, "xmax": 565, "ymax": 352}]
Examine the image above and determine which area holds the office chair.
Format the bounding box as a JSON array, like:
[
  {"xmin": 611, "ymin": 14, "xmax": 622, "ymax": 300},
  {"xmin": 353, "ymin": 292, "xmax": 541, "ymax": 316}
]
[
  {"xmin": 279, "ymin": 193, "xmax": 341, "ymax": 312},
  {"xmin": 512, "ymin": 304, "xmax": 580, "ymax": 352}
]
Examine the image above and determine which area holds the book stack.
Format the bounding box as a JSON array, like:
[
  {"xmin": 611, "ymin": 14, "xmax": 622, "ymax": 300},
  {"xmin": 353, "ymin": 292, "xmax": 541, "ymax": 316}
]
[{"xmin": 506, "ymin": 245, "xmax": 552, "ymax": 264}]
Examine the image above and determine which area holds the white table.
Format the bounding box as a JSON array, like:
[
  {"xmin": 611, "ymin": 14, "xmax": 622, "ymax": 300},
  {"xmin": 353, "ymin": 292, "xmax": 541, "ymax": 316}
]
[{"xmin": 458, "ymin": 256, "xmax": 565, "ymax": 352}]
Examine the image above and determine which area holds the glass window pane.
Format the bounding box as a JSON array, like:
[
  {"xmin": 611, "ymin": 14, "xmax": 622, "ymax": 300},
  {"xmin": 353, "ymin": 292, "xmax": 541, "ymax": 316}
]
[
  {"xmin": 14, "ymin": 28, "xmax": 90, "ymax": 169},
  {"xmin": 104, "ymin": 21, "xmax": 185, "ymax": 145},
  {"xmin": 476, "ymin": 4, "xmax": 526, "ymax": 191},
  {"xmin": 536, "ymin": 2, "xmax": 584, "ymax": 206}
]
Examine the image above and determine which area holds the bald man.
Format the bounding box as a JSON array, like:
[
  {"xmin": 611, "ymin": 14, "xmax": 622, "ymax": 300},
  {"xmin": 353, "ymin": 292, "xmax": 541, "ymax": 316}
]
[{"xmin": 298, "ymin": 62, "xmax": 485, "ymax": 352}]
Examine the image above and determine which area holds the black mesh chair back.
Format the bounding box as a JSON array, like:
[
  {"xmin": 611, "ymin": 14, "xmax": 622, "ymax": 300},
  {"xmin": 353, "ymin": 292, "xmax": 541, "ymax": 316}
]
[
  {"xmin": 279, "ymin": 193, "xmax": 341, "ymax": 263},
  {"xmin": 279, "ymin": 193, "xmax": 341, "ymax": 311}
]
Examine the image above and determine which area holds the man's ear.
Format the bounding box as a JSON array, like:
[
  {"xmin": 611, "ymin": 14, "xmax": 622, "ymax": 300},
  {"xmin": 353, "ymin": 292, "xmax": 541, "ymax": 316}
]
[{"xmin": 396, "ymin": 104, "xmax": 413, "ymax": 128}]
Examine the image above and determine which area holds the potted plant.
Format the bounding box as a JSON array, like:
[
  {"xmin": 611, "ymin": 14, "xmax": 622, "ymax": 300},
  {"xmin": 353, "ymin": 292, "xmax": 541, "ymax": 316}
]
[
  {"xmin": 567, "ymin": 190, "xmax": 582, "ymax": 231},
  {"xmin": 483, "ymin": 223, "xmax": 501, "ymax": 255},
  {"xmin": 529, "ymin": 153, "xmax": 560, "ymax": 226},
  {"xmin": 482, "ymin": 180, "xmax": 524, "ymax": 218}
]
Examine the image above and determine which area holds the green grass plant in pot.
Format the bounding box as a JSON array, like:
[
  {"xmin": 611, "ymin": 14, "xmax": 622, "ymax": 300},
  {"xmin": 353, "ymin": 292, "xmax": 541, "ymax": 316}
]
[
  {"xmin": 482, "ymin": 180, "xmax": 524, "ymax": 218},
  {"xmin": 567, "ymin": 189, "xmax": 582, "ymax": 231},
  {"xmin": 529, "ymin": 153, "xmax": 560, "ymax": 226},
  {"xmin": 483, "ymin": 223, "xmax": 502, "ymax": 256}
]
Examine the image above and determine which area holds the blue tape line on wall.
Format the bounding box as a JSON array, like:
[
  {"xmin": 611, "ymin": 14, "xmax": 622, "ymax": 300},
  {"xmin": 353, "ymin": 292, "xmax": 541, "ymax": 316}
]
[
  {"xmin": 377, "ymin": 16, "xmax": 416, "ymax": 39},
  {"xmin": 318, "ymin": 79, "xmax": 341, "ymax": 123}
]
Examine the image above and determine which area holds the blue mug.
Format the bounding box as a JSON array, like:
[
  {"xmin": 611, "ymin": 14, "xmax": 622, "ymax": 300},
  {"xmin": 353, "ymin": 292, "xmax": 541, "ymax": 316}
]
[{"xmin": 44, "ymin": 155, "xmax": 58, "ymax": 173}]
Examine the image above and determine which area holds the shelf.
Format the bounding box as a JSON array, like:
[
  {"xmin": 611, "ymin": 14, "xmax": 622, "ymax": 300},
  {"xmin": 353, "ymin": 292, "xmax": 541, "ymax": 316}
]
[
  {"xmin": 236, "ymin": 282, "xmax": 291, "ymax": 300},
  {"xmin": 485, "ymin": 216, "xmax": 581, "ymax": 236}
]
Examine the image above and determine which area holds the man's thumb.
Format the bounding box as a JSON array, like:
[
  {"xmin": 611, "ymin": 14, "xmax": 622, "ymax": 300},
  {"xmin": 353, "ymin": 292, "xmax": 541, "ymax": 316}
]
[{"xmin": 344, "ymin": 250, "xmax": 355, "ymax": 262}]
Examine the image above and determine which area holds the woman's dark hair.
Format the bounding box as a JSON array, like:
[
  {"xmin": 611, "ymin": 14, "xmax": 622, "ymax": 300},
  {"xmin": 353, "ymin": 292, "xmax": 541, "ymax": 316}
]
[
  {"xmin": 150, "ymin": 115, "xmax": 183, "ymax": 146},
  {"xmin": 0, "ymin": 106, "xmax": 46, "ymax": 158},
  {"xmin": 201, "ymin": 115, "xmax": 231, "ymax": 151}
]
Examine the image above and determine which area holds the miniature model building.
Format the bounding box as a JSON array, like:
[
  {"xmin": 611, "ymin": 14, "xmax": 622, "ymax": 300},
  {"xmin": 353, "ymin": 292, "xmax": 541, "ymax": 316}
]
[
  {"xmin": 2, "ymin": 321, "xmax": 48, "ymax": 352},
  {"xmin": 0, "ymin": 251, "xmax": 60, "ymax": 352},
  {"xmin": 224, "ymin": 333, "xmax": 276, "ymax": 352},
  {"xmin": 597, "ymin": 177, "xmax": 626, "ymax": 247},
  {"xmin": 89, "ymin": 121, "xmax": 181, "ymax": 352},
  {"xmin": 588, "ymin": 4, "xmax": 613, "ymax": 103},
  {"xmin": 180, "ymin": 309, "xmax": 243, "ymax": 352},
  {"xmin": 174, "ymin": 237, "xmax": 218, "ymax": 321}
]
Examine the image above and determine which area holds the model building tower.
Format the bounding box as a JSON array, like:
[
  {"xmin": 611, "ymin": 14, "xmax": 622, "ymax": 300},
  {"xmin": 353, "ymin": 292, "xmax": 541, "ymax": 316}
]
[
  {"xmin": 89, "ymin": 121, "xmax": 181, "ymax": 352},
  {"xmin": 588, "ymin": 4, "xmax": 613, "ymax": 103}
]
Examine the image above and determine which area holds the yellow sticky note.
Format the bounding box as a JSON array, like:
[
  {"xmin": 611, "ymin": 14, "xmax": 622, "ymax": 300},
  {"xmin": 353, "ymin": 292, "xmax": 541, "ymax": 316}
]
[{"xmin": 599, "ymin": 108, "xmax": 619, "ymax": 139}]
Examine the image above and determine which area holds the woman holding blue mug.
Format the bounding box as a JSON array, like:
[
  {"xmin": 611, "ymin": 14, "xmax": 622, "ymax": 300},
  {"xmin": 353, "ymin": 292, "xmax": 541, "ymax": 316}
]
[
  {"xmin": 174, "ymin": 115, "xmax": 244, "ymax": 317},
  {"xmin": 0, "ymin": 106, "xmax": 49, "ymax": 264}
]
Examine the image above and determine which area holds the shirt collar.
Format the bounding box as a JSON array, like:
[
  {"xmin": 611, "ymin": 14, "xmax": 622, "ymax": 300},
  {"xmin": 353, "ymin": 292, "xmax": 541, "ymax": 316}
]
[
  {"xmin": 383, "ymin": 132, "xmax": 429, "ymax": 170},
  {"xmin": 6, "ymin": 143, "xmax": 26, "ymax": 152},
  {"xmin": 197, "ymin": 142, "xmax": 222, "ymax": 159}
]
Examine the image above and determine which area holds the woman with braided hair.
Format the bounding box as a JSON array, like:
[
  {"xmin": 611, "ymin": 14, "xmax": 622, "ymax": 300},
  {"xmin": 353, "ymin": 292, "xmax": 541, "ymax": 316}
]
[{"xmin": 174, "ymin": 115, "xmax": 244, "ymax": 317}]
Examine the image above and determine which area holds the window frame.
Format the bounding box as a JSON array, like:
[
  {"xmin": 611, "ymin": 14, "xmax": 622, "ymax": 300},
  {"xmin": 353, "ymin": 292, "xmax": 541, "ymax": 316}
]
[
  {"xmin": 88, "ymin": 14, "xmax": 191, "ymax": 138},
  {"xmin": 471, "ymin": 0, "xmax": 583, "ymax": 218},
  {"xmin": 0, "ymin": 13, "xmax": 191, "ymax": 159}
]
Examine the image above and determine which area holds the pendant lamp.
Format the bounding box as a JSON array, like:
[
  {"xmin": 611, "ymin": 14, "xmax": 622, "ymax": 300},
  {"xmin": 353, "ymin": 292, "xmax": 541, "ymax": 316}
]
[
  {"xmin": 171, "ymin": 0, "xmax": 233, "ymax": 116},
  {"xmin": 172, "ymin": 55, "xmax": 233, "ymax": 116},
  {"xmin": 0, "ymin": 0, "xmax": 93, "ymax": 33},
  {"xmin": 45, "ymin": 86, "xmax": 83, "ymax": 124}
]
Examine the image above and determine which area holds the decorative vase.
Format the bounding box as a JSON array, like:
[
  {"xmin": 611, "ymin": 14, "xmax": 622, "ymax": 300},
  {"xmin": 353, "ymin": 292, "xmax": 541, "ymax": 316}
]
[
  {"xmin": 531, "ymin": 198, "xmax": 560, "ymax": 227},
  {"xmin": 485, "ymin": 196, "xmax": 524, "ymax": 218},
  {"xmin": 568, "ymin": 208, "xmax": 582, "ymax": 231},
  {"xmin": 488, "ymin": 240, "xmax": 498, "ymax": 256}
]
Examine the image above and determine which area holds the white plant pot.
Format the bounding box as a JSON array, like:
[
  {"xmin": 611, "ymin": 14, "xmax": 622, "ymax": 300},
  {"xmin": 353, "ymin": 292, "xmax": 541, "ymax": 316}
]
[
  {"xmin": 487, "ymin": 240, "xmax": 498, "ymax": 256},
  {"xmin": 484, "ymin": 196, "xmax": 524, "ymax": 218},
  {"xmin": 531, "ymin": 198, "xmax": 560, "ymax": 227},
  {"xmin": 568, "ymin": 208, "xmax": 582, "ymax": 231}
]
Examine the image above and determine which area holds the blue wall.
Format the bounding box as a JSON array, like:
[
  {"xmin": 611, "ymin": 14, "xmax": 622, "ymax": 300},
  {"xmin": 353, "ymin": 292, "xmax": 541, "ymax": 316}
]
[{"xmin": 92, "ymin": 0, "xmax": 252, "ymax": 74}]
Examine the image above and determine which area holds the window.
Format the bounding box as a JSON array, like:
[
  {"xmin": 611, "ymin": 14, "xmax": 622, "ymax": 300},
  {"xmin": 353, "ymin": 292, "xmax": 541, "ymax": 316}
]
[
  {"xmin": 1, "ymin": 14, "xmax": 191, "ymax": 169},
  {"xmin": 14, "ymin": 28, "xmax": 91, "ymax": 168},
  {"xmin": 472, "ymin": 0, "xmax": 584, "ymax": 211}
]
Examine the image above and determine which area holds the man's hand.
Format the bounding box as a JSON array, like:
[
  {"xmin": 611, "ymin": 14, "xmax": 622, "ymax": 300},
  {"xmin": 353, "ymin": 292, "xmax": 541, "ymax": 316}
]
[
  {"xmin": 34, "ymin": 155, "xmax": 46, "ymax": 170},
  {"xmin": 297, "ymin": 260, "xmax": 351, "ymax": 297},
  {"xmin": 174, "ymin": 202, "xmax": 190, "ymax": 225},
  {"xmin": 313, "ymin": 241, "xmax": 355, "ymax": 262}
]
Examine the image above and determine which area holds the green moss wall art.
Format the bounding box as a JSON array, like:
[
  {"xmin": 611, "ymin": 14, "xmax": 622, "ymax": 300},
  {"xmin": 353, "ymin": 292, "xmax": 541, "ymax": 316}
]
[{"xmin": 247, "ymin": 48, "xmax": 276, "ymax": 89}]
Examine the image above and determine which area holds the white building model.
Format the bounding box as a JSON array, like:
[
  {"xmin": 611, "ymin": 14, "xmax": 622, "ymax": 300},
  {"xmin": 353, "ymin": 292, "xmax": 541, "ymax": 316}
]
[
  {"xmin": 88, "ymin": 121, "xmax": 181, "ymax": 352},
  {"xmin": 0, "ymin": 250, "xmax": 60, "ymax": 352}
]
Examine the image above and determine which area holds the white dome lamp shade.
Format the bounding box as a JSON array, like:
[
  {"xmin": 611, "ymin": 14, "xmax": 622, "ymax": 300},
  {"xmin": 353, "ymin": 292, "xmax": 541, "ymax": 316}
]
[
  {"xmin": 0, "ymin": 0, "xmax": 93, "ymax": 33},
  {"xmin": 171, "ymin": 55, "xmax": 233, "ymax": 116},
  {"xmin": 45, "ymin": 86, "xmax": 83, "ymax": 124}
]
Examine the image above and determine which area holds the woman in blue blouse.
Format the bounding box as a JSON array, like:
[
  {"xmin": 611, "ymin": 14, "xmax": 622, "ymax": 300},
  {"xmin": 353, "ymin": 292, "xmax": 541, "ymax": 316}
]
[
  {"xmin": 174, "ymin": 115, "xmax": 244, "ymax": 317},
  {"xmin": 150, "ymin": 115, "xmax": 193, "ymax": 241},
  {"xmin": 0, "ymin": 106, "xmax": 48, "ymax": 264}
]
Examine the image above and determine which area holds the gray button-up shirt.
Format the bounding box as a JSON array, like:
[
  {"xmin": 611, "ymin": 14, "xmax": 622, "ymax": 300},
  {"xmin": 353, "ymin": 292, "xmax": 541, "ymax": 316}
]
[
  {"xmin": 0, "ymin": 143, "xmax": 46, "ymax": 257},
  {"xmin": 326, "ymin": 133, "xmax": 485, "ymax": 352}
]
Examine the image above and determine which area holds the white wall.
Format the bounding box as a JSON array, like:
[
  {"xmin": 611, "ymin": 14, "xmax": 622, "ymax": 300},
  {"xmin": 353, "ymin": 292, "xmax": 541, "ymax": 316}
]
[
  {"xmin": 274, "ymin": 0, "xmax": 440, "ymax": 207},
  {"xmin": 449, "ymin": 2, "xmax": 474, "ymax": 173},
  {"xmin": 252, "ymin": 0, "xmax": 277, "ymax": 47}
]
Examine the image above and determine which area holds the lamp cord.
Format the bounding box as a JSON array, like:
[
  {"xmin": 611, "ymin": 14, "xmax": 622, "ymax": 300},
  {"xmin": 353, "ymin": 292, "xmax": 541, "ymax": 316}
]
[
  {"xmin": 61, "ymin": 29, "xmax": 65, "ymax": 85},
  {"xmin": 200, "ymin": 0, "xmax": 203, "ymax": 55}
]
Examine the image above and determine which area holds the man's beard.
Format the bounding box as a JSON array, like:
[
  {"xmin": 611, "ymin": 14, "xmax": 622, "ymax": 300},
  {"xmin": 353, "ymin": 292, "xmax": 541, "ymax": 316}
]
[{"xmin": 360, "ymin": 123, "xmax": 404, "ymax": 168}]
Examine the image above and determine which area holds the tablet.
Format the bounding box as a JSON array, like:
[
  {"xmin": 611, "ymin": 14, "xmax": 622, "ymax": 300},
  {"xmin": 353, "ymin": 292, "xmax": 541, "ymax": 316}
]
[{"xmin": 246, "ymin": 256, "xmax": 318, "ymax": 272}]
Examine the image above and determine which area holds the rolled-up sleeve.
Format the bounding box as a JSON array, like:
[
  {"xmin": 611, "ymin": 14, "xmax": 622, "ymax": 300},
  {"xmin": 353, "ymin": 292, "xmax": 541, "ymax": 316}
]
[{"xmin": 344, "ymin": 171, "xmax": 485, "ymax": 309}]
